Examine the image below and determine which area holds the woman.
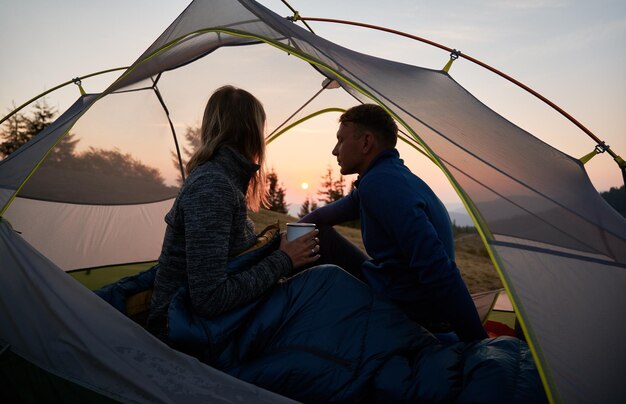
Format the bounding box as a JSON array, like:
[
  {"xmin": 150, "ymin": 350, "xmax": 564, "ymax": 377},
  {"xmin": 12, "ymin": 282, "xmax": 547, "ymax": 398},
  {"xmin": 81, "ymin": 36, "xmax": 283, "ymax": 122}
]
[{"xmin": 146, "ymin": 85, "xmax": 320, "ymax": 341}]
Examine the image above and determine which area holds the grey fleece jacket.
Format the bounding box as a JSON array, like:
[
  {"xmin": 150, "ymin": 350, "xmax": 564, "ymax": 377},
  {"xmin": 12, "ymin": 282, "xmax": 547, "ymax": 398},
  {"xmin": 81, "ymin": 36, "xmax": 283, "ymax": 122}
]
[{"xmin": 146, "ymin": 146, "xmax": 292, "ymax": 340}]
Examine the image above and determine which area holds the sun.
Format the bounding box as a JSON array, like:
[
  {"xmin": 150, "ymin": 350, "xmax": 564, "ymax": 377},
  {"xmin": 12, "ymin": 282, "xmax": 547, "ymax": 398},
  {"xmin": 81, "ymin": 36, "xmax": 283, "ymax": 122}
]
[{"xmin": 300, "ymin": 182, "xmax": 309, "ymax": 190}]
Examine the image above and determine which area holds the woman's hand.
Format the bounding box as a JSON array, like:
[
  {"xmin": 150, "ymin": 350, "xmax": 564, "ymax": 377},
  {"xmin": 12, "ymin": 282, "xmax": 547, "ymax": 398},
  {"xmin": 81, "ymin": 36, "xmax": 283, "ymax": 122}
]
[{"xmin": 279, "ymin": 229, "xmax": 320, "ymax": 270}]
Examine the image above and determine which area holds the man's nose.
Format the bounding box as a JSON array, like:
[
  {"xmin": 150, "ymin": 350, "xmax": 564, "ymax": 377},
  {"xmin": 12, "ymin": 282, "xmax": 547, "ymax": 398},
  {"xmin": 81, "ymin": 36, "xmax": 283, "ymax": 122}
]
[{"xmin": 332, "ymin": 145, "xmax": 338, "ymax": 155}]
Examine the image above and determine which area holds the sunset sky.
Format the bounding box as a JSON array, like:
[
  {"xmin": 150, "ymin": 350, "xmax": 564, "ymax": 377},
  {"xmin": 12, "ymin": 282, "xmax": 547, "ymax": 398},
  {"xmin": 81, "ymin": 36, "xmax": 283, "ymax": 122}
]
[{"xmin": 2, "ymin": 0, "xmax": 625, "ymax": 216}]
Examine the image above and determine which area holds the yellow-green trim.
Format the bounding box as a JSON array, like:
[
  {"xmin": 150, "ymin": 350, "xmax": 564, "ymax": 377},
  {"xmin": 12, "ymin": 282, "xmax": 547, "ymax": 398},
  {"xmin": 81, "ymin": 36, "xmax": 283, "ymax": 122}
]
[
  {"xmin": 266, "ymin": 107, "xmax": 345, "ymax": 144},
  {"xmin": 0, "ymin": 105, "xmax": 93, "ymax": 217},
  {"xmin": 397, "ymin": 134, "xmax": 436, "ymax": 164},
  {"xmin": 395, "ymin": 139, "xmax": 543, "ymax": 378},
  {"xmin": 0, "ymin": 76, "xmax": 127, "ymax": 216},
  {"xmin": 579, "ymin": 149, "xmax": 599, "ymax": 165},
  {"xmin": 484, "ymin": 289, "xmax": 504, "ymax": 325},
  {"xmin": 1, "ymin": 68, "xmax": 129, "ymax": 216},
  {"xmin": 442, "ymin": 57, "xmax": 455, "ymax": 73},
  {"xmin": 482, "ymin": 238, "xmax": 556, "ymax": 403},
  {"xmin": 0, "ymin": 67, "xmax": 128, "ymax": 126}
]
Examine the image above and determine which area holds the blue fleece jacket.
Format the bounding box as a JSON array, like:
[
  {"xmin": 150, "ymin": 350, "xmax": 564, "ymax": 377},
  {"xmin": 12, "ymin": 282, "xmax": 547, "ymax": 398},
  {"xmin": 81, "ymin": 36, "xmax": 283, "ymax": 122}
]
[{"xmin": 304, "ymin": 149, "xmax": 487, "ymax": 341}]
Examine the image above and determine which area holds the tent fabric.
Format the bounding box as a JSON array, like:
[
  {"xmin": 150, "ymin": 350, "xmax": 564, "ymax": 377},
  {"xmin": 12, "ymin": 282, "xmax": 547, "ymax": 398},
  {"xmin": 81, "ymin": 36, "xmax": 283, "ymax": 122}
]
[
  {"xmin": 493, "ymin": 241, "xmax": 626, "ymax": 402},
  {"xmin": 5, "ymin": 197, "xmax": 172, "ymax": 270},
  {"xmin": 0, "ymin": 0, "xmax": 625, "ymax": 401},
  {"xmin": 0, "ymin": 218, "xmax": 294, "ymax": 403},
  {"xmin": 470, "ymin": 288, "xmax": 503, "ymax": 323}
]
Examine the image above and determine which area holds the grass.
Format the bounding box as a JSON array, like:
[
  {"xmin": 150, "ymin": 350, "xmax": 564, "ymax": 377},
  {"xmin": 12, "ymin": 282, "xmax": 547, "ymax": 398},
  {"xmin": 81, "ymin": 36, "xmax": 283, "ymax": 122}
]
[
  {"xmin": 249, "ymin": 209, "xmax": 502, "ymax": 294},
  {"xmin": 70, "ymin": 209, "xmax": 512, "ymax": 332},
  {"xmin": 69, "ymin": 262, "xmax": 156, "ymax": 291},
  {"xmin": 71, "ymin": 209, "xmax": 502, "ymax": 295}
]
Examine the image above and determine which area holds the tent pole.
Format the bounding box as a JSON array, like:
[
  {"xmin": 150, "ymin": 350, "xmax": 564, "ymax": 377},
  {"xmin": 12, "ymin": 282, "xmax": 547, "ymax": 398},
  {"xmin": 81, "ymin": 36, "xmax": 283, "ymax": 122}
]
[
  {"xmin": 296, "ymin": 16, "xmax": 626, "ymax": 184},
  {"xmin": 280, "ymin": 0, "xmax": 315, "ymax": 34},
  {"xmin": 266, "ymin": 107, "xmax": 345, "ymax": 144},
  {"xmin": 0, "ymin": 67, "xmax": 128, "ymax": 127},
  {"xmin": 152, "ymin": 84, "xmax": 186, "ymax": 183},
  {"xmin": 268, "ymin": 79, "xmax": 332, "ymax": 138}
]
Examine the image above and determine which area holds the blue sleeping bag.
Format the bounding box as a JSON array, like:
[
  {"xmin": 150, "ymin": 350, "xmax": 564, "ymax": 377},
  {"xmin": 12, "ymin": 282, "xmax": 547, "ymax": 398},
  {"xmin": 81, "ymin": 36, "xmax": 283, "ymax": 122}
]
[{"xmin": 167, "ymin": 265, "xmax": 547, "ymax": 403}]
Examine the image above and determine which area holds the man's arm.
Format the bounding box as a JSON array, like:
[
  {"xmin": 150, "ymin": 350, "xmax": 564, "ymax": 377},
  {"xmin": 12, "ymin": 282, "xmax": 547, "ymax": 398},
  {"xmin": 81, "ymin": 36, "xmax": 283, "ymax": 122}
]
[{"xmin": 299, "ymin": 189, "xmax": 360, "ymax": 226}]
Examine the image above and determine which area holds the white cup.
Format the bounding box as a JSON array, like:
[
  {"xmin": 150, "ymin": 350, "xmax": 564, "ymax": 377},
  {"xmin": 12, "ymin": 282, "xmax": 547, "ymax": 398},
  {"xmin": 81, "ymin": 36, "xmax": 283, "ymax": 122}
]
[{"xmin": 286, "ymin": 222, "xmax": 316, "ymax": 241}]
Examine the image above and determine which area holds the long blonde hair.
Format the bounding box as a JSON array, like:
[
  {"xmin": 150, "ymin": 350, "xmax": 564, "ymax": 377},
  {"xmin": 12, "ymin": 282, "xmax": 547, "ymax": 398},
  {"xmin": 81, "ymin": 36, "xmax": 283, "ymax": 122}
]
[{"xmin": 186, "ymin": 85, "xmax": 267, "ymax": 211}]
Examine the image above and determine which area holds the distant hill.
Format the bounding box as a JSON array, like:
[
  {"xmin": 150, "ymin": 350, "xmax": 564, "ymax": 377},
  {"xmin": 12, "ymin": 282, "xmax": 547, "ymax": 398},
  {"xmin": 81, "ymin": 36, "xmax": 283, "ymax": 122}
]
[
  {"xmin": 248, "ymin": 209, "xmax": 501, "ymax": 294},
  {"xmin": 448, "ymin": 207, "xmax": 474, "ymax": 227},
  {"xmin": 601, "ymin": 185, "xmax": 626, "ymax": 217}
]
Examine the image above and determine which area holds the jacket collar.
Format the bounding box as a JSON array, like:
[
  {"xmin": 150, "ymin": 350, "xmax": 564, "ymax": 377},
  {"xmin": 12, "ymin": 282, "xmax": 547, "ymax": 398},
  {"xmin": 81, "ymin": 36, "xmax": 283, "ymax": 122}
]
[
  {"xmin": 209, "ymin": 145, "xmax": 260, "ymax": 193},
  {"xmin": 355, "ymin": 148, "xmax": 399, "ymax": 187}
]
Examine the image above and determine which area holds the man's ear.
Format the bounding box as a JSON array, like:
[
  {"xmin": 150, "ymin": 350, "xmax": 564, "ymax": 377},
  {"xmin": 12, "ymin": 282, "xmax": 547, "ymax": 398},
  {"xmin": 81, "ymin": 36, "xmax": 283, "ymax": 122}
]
[{"xmin": 361, "ymin": 131, "xmax": 377, "ymax": 154}]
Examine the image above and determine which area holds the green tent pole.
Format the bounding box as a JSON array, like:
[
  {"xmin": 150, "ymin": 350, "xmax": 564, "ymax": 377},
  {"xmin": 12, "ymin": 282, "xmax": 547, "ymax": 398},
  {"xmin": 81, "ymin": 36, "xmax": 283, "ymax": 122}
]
[{"xmin": 0, "ymin": 67, "xmax": 128, "ymax": 126}]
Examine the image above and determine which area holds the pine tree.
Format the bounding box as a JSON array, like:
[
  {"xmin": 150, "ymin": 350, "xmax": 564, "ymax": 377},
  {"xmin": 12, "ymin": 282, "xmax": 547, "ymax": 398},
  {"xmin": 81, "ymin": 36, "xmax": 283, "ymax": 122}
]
[
  {"xmin": 0, "ymin": 109, "xmax": 29, "ymax": 158},
  {"xmin": 317, "ymin": 166, "xmax": 344, "ymax": 205},
  {"xmin": 1, "ymin": 99, "xmax": 78, "ymax": 161},
  {"xmin": 298, "ymin": 196, "xmax": 318, "ymax": 218},
  {"xmin": 171, "ymin": 125, "xmax": 202, "ymax": 184},
  {"xmin": 25, "ymin": 99, "xmax": 56, "ymax": 138},
  {"xmin": 266, "ymin": 168, "xmax": 288, "ymax": 213},
  {"xmin": 333, "ymin": 174, "xmax": 345, "ymax": 199}
]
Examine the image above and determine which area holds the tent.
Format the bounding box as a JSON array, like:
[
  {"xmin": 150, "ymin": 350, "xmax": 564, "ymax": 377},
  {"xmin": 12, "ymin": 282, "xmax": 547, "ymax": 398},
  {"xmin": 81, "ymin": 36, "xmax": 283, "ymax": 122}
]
[{"xmin": 1, "ymin": 0, "xmax": 625, "ymax": 402}]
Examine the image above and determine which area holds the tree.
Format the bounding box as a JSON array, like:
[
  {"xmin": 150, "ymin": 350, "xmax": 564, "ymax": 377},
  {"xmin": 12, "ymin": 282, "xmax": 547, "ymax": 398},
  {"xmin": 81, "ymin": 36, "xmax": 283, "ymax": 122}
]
[
  {"xmin": 30, "ymin": 100, "xmax": 79, "ymax": 164},
  {"xmin": 317, "ymin": 166, "xmax": 345, "ymax": 205},
  {"xmin": 3, "ymin": 99, "xmax": 175, "ymax": 202},
  {"xmin": 74, "ymin": 146, "xmax": 168, "ymax": 185},
  {"xmin": 171, "ymin": 125, "xmax": 202, "ymax": 184},
  {"xmin": 298, "ymin": 196, "xmax": 318, "ymax": 218},
  {"xmin": 0, "ymin": 109, "xmax": 29, "ymax": 158},
  {"xmin": 601, "ymin": 185, "xmax": 626, "ymax": 217},
  {"xmin": 266, "ymin": 168, "xmax": 288, "ymax": 213},
  {"xmin": 1, "ymin": 99, "xmax": 78, "ymax": 161},
  {"xmin": 25, "ymin": 99, "xmax": 56, "ymax": 138},
  {"xmin": 349, "ymin": 179, "xmax": 357, "ymax": 193}
]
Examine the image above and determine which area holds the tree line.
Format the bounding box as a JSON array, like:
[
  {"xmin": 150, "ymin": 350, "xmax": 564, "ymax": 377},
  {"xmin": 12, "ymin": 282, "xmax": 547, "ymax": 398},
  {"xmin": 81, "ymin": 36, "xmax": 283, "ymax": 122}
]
[
  {"xmin": 0, "ymin": 102, "xmax": 350, "ymax": 210},
  {"xmin": 0, "ymin": 99, "xmax": 171, "ymax": 190},
  {"xmin": 266, "ymin": 165, "xmax": 353, "ymax": 219},
  {"xmin": 601, "ymin": 185, "xmax": 626, "ymax": 217},
  {"xmin": 3, "ymin": 102, "xmax": 624, "ymax": 218}
]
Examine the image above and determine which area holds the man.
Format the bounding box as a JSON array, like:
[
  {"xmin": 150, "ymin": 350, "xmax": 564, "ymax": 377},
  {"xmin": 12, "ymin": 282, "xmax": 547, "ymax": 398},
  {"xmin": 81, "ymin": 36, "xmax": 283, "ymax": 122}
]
[{"xmin": 301, "ymin": 104, "xmax": 487, "ymax": 342}]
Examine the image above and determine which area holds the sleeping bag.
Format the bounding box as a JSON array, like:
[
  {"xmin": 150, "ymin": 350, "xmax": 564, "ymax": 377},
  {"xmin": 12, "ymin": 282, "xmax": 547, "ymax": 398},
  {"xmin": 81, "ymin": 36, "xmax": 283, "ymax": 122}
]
[{"xmin": 166, "ymin": 265, "xmax": 547, "ymax": 403}]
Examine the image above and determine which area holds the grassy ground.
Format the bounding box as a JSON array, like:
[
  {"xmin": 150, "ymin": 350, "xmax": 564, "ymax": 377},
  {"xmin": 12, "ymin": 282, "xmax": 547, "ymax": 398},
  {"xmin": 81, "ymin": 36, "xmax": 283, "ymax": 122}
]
[
  {"xmin": 249, "ymin": 209, "xmax": 502, "ymax": 294},
  {"xmin": 69, "ymin": 262, "xmax": 156, "ymax": 291},
  {"xmin": 70, "ymin": 209, "xmax": 512, "ymax": 333},
  {"xmin": 71, "ymin": 209, "xmax": 503, "ymax": 296}
]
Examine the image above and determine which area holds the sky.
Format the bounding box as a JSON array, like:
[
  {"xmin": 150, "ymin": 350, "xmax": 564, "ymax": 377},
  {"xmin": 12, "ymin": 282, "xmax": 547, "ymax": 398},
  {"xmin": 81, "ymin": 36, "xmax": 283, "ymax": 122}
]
[{"xmin": 1, "ymin": 0, "xmax": 625, "ymax": 216}]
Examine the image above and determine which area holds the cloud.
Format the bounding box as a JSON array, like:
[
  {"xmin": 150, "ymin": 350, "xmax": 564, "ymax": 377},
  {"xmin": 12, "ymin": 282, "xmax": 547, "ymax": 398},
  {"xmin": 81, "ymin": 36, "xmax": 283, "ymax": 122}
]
[
  {"xmin": 420, "ymin": 26, "xmax": 496, "ymax": 45},
  {"xmin": 515, "ymin": 17, "xmax": 626, "ymax": 57},
  {"xmin": 488, "ymin": 0, "xmax": 566, "ymax": 10}
]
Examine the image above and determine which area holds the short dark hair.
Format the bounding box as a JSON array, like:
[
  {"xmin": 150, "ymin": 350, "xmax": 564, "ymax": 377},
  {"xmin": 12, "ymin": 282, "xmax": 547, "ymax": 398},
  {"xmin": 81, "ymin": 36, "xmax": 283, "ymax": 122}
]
[{"xmin": 339, "ymin": 104, "xmax": 398, "ymax": 148}]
